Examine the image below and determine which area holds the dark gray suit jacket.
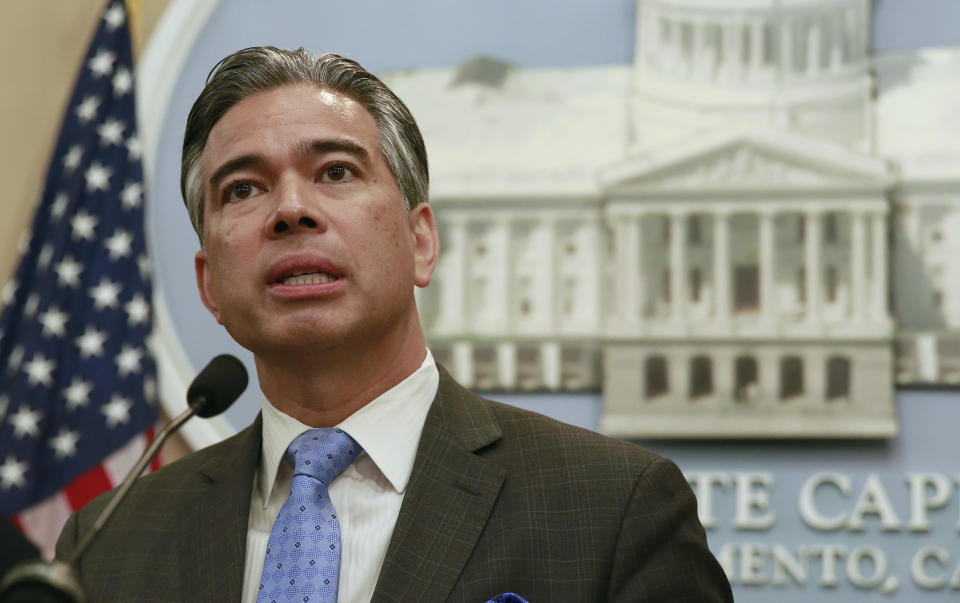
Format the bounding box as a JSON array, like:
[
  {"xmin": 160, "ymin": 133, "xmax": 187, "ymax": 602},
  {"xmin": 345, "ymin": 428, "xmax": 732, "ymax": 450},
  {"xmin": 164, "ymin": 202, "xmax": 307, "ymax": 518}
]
[{"xmin": 57, "ymin": 367, "xmax": 732, "ymax": 602}]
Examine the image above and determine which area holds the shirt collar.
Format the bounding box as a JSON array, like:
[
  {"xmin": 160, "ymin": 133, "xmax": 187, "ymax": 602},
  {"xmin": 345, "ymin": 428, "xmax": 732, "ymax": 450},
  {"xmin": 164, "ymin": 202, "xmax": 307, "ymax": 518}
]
[{"xmin": 259, "ymin": 349, "xmax": 439, "ymax": 506}]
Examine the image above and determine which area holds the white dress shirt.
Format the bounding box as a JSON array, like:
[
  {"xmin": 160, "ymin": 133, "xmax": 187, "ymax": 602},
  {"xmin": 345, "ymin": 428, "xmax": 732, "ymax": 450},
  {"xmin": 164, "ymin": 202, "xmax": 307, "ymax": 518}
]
[{"xmin": 240, "ymin": 350, "xmax": 439, "ymax": 603}]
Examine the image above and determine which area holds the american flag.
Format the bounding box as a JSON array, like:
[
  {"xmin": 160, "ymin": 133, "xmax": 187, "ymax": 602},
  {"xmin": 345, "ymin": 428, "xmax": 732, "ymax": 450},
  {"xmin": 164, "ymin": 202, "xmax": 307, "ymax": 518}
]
[{"xmin": 0, "ymin": 0, "xmax": 158, "ymax": 558}]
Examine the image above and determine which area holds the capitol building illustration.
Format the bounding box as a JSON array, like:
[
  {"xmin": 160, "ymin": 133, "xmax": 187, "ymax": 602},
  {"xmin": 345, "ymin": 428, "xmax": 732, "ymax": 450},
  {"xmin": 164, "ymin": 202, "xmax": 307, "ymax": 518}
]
[{"xmin": 377, "ymin": 0, "xmax": 960, "ymax": 438}]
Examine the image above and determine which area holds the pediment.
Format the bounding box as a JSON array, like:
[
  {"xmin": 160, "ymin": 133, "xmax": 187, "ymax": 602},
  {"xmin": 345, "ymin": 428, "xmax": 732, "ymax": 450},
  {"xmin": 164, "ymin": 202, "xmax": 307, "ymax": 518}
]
[{"xmin": 599, "ymin": 128, "xmax": 892, "ymax": 194}]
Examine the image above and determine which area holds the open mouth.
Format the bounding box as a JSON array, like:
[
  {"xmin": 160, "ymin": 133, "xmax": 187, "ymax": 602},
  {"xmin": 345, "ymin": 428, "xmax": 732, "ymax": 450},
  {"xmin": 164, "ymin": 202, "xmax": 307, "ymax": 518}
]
[{"xmin": 278, "ymin": 270, "xmax": 340, "ymax": 285}]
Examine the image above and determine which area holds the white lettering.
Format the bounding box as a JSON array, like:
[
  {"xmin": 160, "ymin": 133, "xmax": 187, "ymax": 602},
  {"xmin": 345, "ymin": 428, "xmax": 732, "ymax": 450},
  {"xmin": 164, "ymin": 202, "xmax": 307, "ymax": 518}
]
[
  {"xmin": 912, "ymin": 547, "xmax": 950, "ymax": 589},
  {"xmin": 846, "ymin": 546, "xmax": 888, "ymax": 589},
  {"xmin": 734, "ymin": 472, "xmax": 776, "ymax": 530},
  {"xmin": 849, "ymin": 474, "xmax": 901, "ymax": 532},
  {"xmin": 771, "ymin": 544, "xmax": 806, "ymax": 586},
  {"xmin": 686, "ymin": 472, "xmax": 730, "ymax": 529},
  {"xmin": 739, "ymin": 542, "xmax": 768, "ymax": 585},
  {"xmin": 799, "ymin": 472, "xmax": 850, "ymax": 531},
  {"xmin": 807, "ymin": 544, "xmax": 846, "ymax": 587},
  {"xmin": 717, "ymin": 542, "xmax": 736, "ymax": 581},
  {"xmin": 907, "ymin": 473, "xmax": 950, "ymax": 531}
]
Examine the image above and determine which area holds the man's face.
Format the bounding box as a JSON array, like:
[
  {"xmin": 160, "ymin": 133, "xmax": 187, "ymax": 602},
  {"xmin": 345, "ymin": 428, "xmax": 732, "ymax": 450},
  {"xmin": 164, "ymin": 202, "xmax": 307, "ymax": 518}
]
[{"xmin": 194, "ymin": 84, "xmax": 437, "ymax": 357}]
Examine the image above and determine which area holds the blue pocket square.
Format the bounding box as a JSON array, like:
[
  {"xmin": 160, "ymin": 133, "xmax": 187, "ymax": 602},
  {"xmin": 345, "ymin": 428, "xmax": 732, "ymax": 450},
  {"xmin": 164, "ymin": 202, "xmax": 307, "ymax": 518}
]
[{"xmin": 486, "ymin": 594, "xmax": 528, "ymax": 603}]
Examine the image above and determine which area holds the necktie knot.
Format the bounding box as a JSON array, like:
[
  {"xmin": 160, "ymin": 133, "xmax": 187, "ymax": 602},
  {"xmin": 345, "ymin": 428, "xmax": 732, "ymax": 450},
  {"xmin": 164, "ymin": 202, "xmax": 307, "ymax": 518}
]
[{"xmin": 285, "ymin": 427, "xmax": 360, "ymax": 486}]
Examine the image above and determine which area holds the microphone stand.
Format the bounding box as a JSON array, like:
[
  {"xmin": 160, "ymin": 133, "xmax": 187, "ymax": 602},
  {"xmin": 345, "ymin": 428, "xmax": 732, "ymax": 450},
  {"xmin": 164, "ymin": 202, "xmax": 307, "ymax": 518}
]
[{"xmin": 0, "ymin": 406, "xmax": 197, "ymax": 603}]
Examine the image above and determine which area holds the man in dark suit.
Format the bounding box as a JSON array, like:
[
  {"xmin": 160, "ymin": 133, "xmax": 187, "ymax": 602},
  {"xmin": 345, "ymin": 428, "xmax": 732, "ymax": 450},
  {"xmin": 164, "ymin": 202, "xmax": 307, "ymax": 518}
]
[{"xmin": 57, "ymin": 47, "xmax": 731, "ymax": 602}]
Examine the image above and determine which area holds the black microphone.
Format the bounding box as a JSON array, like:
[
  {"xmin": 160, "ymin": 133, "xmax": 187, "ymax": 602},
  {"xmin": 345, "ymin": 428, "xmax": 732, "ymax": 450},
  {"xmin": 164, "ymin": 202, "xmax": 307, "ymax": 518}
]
[{"xmin": 0, "ymin": 355, "xmax": 248, "ymax": 603}]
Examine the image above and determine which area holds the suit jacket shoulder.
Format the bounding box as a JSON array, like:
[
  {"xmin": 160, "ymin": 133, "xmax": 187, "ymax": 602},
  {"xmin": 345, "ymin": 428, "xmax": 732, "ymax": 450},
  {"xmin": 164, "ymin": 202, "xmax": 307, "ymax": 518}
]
[{"xmin": 374, "ymin": 367, "xmax": 732, "ymax": 602}]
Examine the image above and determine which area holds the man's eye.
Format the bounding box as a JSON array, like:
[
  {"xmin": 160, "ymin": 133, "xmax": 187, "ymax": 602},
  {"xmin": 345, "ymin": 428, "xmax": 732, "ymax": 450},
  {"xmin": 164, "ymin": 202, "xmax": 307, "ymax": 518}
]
[
  {"xmin": 321, "ymin": 164, "xmax": 355, "ymax": 183},
  {"xmin": 226, "ymin": 182, "xmax": 264, "ymax": 202}
]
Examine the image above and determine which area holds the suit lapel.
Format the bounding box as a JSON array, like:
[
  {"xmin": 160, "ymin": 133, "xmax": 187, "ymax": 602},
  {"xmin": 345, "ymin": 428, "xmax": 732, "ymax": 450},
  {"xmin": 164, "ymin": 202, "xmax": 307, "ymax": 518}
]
[
  {"xmin": 373, "ymin": 368, "xmax": 505, "ymax": 602},
  {"xmin": 178, "ymin": 415, "xmax": 262, "ymax": 601}
]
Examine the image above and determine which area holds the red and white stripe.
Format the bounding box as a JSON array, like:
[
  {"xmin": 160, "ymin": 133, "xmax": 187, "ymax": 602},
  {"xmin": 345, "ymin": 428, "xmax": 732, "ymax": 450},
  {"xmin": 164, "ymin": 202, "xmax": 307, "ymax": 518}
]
[{"xmin": 12, "ymin": 426, "xmax": 161, "ymax": 559}]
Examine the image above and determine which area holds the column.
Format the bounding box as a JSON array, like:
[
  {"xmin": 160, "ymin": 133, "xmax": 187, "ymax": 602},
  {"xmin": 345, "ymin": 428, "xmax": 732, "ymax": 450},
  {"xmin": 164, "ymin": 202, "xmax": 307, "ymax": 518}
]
[
  {"xmin": 829, "ymin": 11, "xmax": 843, "ymax": 71},
  {"xmin": 781, "ymin": 19, "xmax": 794, "ymax": 75},
  {"xmin": 759, "ymin": 210, "xmax": 776, "ymax": 322},
  {"xmin": 751, "ymin": 20, "xmax": 764, "ymax": 75},
  {"xmin": 615, "ymin": 215, "xmax": 642, "ymax": 326},
  {"xmin": 726, "ymin": 22, "xmax": 742, "ymax": 81},
  {"xmin": 693, "ymin": 18, "xmax": 705, "ymax": 77},
  {"xmin": 496, "ymin": 342, "xmax": 517, "ymax": 389},
  {"xmin": 670, "ymin": 211, "xmax": 687, "ymax": 322},
  {"xmin": 850, "ymin": 210, "xmax": 866, "ymax": 321},
  {"xmin": 490, "ymin": 219, "xmax": 512, "ymax": 332},
  {"xmin": 542, "ymin": 217, "xmax": 558, "ymax": 332},
  {"xmin": 805, "ymin": 210, "xmax": 823, "ymax": 323},
  {"xmin": 440, "ymin": 216, "xmax": 468, "ymax": 332},
  {"xmin": 871, "ymin": 211, "xmax": 888, "ymax": 319},
  {"xmin": 453, "ymin": 342, "xmax": 474, "ymax": 387},
  {"xmin": 807, "ymin": 19, "xmax": 821, "ymax": 76},
  {"xmin": 713, "ymin": 211, "xmax": 731, "ymax": 323},
  {"xmin": 542, "ymin": 341, "xmax": 561, "ymax": 390}
]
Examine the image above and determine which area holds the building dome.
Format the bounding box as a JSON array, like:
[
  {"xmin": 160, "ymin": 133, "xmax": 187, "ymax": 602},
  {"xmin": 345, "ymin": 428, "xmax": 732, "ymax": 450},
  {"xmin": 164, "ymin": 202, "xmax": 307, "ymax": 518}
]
[{"xmin": 632, "ymin": 0, "xmax": 872, "ymax": 147}]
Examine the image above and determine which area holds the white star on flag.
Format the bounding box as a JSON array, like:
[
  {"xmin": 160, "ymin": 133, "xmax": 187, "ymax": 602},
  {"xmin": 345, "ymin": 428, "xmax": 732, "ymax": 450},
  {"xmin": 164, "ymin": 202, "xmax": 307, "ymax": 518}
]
[
  {"xmin": 54, "ymin": 256, "xmax": 83, "ymax": 288},
  {"xmin": 120, "ymin": 182, "xmax": 142, "ymax": 209},
  {"xmin": 103, "ymin": 3, "xmax": 125, "ymax": 30},
  {"xmin": 125, "ymin": 135, "xmax": 142, "ymax": 160},
  {"xmin": 112, "ymin": 67, "xmax": 132, "ymax": 96},
  {"xmin": 105, "ymin": 230, "xmax": 133, "ymax": 260},
  {"xmin": 88, "ymin": 49, "xmax": 117, "ymax": 78},
  {"xmin": 97, "ymin": 118, "xmax": 125, "ymax": 146},
  {"xmin": 8, "ymin": 346, "xmax": 25, "ymax": 372},
  {"xmin": 71, "ymin": 210, "xmax": 99, "ymax": 241},
  {"xmin": 64, "ymin": 378, "xmax": 94, "ymax": 411},
  {"xmin": 0, "ymin": 456, "xmax": 28, "ymax": 490},
  {"xmin": 49, "ymin": 429, "xmax": 81, "ymax": 460},
  {"xmin": 125, "ymin": 294, "xmax": 150, "ymax": 325},
  {"xmin": 51, "ymin": 193, "xmax": 70, "ymax": 219},
  {"xmin": 37, "ymin": 244, "xmax": 54, "ymax": 270},
  {"xmin": 63, "ymin": 145, "xmax": 84, "ymax": 173},
  {"xmin": 23, "ymin": 294, "xmax": 40, "ymax": 318},
  {"xmin": 75, "ymin": 327, "xmax": 107, "ymax": 359},
  {"xmin": 84, "ymin": 162, "xmax": 112, "ymax": 192},
  {"xmin": 89, "ymin": 278, "xmax": 122, "ymax": 310},
  {"xmin": 137, "ymin": 255, "xmax": 152, "ymax": 278},
  {"xmin": 1, "ymin": 280, "xmax": 16, "ymax": 305},
  {"xmin": 8, "ymin": 406, "xmax": 42, "ymax": 439},
  {"xmin": 23, "ymin": 354, "xmax": 56, "ymax": 387},
  {"xmin": 39, "ymin": 307, "xmax": 69, "ymax": 337},
  {"xmin": 75, "ymin": 95, "xmax": 101, "ymax": 123},
  {"xmin": 102, "ymin": 395, "xmax": 132, "ymax": 428},
  {"xmin": 115, "ymin": 345, "xmax": 143, "ymax": 377}
]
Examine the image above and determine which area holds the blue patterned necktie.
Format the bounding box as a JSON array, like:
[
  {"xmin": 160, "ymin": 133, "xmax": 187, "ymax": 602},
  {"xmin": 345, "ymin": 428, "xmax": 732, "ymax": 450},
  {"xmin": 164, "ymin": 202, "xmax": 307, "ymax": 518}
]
[{"xmin": 258, "ymin": 428, "xmax": 361, "ymax": 603}]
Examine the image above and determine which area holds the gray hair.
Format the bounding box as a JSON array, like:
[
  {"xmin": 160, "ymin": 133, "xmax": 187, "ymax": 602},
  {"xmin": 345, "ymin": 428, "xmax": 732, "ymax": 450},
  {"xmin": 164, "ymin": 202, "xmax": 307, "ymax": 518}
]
[{"xmin": 180, "ymin": 46, "xmax": 429, "ymax": 244}]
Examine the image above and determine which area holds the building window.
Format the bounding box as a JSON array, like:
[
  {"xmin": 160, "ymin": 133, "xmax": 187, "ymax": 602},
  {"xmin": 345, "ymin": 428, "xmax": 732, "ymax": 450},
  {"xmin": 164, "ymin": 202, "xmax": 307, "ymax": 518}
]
[
  {"xmin": 826, "ymin": 266, "xmax": 837, "ymax": 303},
  {"xmin": 797, "ymin": 267, "xmax": 806, "ymax": 303},
  {"xmin": 690, "ymin": 268, "xmax": 702, "ymax": 303},
  {"xmin": 663, "ymin": 216, "xmax": 671, "ymax": 244},
  {"xmin": 517, "ymin": 346, "xmax": 541, "ymax": 390},
  {"xmin": 826, "ymin": 356, "xmax": 851, "ymax": 401},
  {"xmin": 472, "ymin": 346, "xmax": 498, "ymax": 390},
  {"xmin": 734, "ymin": 355, "xmax": 758, "ymax": 401},
  {"xmin": 825, "ymin": 213, "xmax": 838, "ymax": 244},
  {"xmin": 663, "ymin": 268, "xmax": 671, "ymax": 303},
  {"xmin": 690, "ymin": 356, "xmax": 713, "ymax": 398},
  {"xmin": 933, "ymin": 290, "xmax": 943, "ymax": 310},
  {"xmin": 797, "ymin": 215, "xmax": 806, "ymax": 243},
  {"xmin": 780, "ymin": 356, "xmax": 804, "ymax": 400},
  {"xmin": 645, "ymin": 356, "xmax": 669, "ymax": 398},
  {"xmin": 688, "ymin": 215, "xmax": 701, "ymax": 245}
]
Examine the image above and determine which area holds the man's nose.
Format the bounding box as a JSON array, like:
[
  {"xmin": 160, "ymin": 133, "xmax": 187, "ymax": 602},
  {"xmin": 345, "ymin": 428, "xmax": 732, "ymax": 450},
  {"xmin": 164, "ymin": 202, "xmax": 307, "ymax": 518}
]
[{"xmin": 267, "ymin": 176, "xmax": 326, "ymax": 236}]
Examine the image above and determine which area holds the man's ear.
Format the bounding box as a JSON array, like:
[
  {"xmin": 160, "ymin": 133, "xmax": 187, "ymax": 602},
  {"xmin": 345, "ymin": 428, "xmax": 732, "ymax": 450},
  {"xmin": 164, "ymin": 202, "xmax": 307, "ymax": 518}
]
[
  {"xmin": 195, "ymin": 250, "xmax": 223, "ymax": 324},
  {"xmin": 409, "ymin": 203, "xmax": 439, "ymax": 287}
]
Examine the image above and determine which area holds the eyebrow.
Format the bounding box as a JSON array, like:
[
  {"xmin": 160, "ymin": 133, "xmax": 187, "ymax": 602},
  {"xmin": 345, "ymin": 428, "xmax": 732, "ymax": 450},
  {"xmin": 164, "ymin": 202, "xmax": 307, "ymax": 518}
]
[
  {"xmin": 296, "ymin": 138, "xmax": 370, "ymax": 163},
  {"xmin": 207, "ymin": 138, "xmax": 371, "ymax": 191}
]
